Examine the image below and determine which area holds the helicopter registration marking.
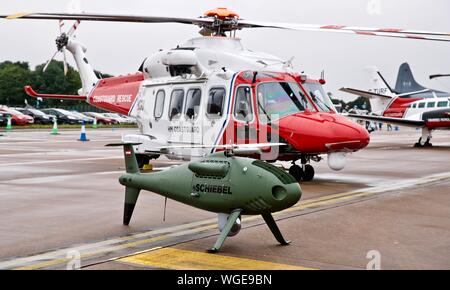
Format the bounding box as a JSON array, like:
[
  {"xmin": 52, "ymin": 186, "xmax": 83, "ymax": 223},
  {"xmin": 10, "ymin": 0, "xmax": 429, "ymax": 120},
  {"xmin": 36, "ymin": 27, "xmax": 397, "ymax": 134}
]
[{"xmin": 92, "ymin": 94, "xmax": 132, "ymax": 103}]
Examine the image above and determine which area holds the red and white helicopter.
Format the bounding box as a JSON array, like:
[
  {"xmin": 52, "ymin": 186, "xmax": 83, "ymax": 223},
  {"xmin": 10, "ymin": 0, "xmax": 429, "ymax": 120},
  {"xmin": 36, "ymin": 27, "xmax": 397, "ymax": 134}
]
[
  {"xmin": 2, "ymin": 8, "xmax": 450, "ymax": 181},
  {"xmin": 342, "ymin": 66, "xmax": 450, "ymax": 147}
]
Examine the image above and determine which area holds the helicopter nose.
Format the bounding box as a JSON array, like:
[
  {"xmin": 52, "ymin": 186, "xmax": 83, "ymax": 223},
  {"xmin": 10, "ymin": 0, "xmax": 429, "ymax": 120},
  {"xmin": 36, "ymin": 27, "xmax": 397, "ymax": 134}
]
[
  {"xmin": 326, "ymin": 116, "xmax": 370, "ymax": 151},
  {"xmin": 278, "ymin": 113, "xmax": 370, "ymax": 153}
]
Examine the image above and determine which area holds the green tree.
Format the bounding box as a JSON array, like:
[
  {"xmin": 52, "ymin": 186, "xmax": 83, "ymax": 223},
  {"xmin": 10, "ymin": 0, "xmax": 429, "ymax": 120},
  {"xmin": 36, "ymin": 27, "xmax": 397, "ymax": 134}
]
[
  {"xmin": 31, "ymin": 60, "xmax": 83, "ymax": 107},
  {"xmin": 0, "ymin": 60, "xmax": 113, "ymax": 107},
  {"xmin": 0, "ymin": 61, "xmax": 33, "ymax": 105},
  {"xmin": 345, "ymin": 96, "xmax": 371, "ymax": 111}
]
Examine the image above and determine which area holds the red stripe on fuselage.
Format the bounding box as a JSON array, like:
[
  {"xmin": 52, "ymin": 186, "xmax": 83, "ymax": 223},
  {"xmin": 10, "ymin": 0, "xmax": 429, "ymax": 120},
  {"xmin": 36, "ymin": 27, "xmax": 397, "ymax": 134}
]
[
  {"xmin": 88, "ymin": 72, "xmax": 144, "ymax": 115},
  {"xmin": 383, "ymin": 97, "xmax": 422, "ymax": 118}
]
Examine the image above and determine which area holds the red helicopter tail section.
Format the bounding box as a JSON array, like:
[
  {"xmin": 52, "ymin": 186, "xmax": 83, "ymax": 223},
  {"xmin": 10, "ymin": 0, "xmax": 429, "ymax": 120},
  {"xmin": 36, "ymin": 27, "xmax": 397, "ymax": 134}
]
[
  {"xmin": 24, "ymin": 72, "xmax": 144, "ymax": 115},
  {"xmin": 87, "ymin": 72, "xmax": 144, "ymax": 115},
  {"xmin": 24, "ymin": 85, "xmax": 87, "ymax": 101}
]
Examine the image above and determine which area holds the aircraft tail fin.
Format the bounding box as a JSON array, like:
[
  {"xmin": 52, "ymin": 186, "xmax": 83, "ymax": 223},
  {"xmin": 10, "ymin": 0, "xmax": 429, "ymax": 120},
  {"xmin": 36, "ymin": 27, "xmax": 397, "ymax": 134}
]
[
  {"xmin": 106, "ymin": 142, "xmax": 142, "ymax": 225},
  {"xmin": 365, "ymin": 66, "xmax": 396, "ymax": 96},
  {"xmin": 395, "ymin": 62, "xmax": 427, "ymax": 93},
  {"xmin": 106, "ymin": 142, "xmax": 142, "ymax": 174}
]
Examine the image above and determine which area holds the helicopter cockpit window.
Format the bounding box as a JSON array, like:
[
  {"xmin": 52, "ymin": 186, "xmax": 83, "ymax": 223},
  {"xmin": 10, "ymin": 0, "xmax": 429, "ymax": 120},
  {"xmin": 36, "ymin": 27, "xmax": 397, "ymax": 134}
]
[
  {"xmin": 168, "ymin": 89, "xmax": 184, "ymax": 120},
  {"xmin": 207, "ymin": 88, "xmax": 225, "ymax": 118},
  {"xmin": 234, "ymin": 86, "xmax": 253, "ymax": 122},
  {"xmin": 257, "ymin": 82, "xmax": 314, "ymax": 123},
  {"xmin": 154, "ymin": 90, "xmax": 165, "ymax": 120},
  {"xmin": 185, "ymin": 88, "xmax": 201, "ymax": 120},
  {"xmin": 302, "ymin": 83, "xmax": 335, "ymax": 112}
]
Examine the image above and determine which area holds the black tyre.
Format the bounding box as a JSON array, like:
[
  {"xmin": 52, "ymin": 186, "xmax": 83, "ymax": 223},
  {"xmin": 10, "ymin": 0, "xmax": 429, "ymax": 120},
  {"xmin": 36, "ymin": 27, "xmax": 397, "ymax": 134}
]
[
  {"xmin": 136, "ymin": 154, "xmax": 151, "ymax": 169},
  {"xmin": 288, "ymin": 165, "xmax": 303, "ymax": 182},
  {"xmin": 302, "ymin": 164, "xmax": 315, "ymax": 182}
]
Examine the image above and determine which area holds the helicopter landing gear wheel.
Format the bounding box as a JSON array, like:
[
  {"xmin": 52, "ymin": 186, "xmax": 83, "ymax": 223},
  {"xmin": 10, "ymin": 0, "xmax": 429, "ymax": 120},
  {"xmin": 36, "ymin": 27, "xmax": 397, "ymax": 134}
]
[
  {"xmin": 136, "ymin": 154, "xmax": 151, "ymax": 169},
  {"xmin": 415, "ymin": 128, "xmax": 433, "ymax": 148},
  {"xmin": 414, "ymin": 137, "xmax": 432, "ymax": 148},
  {"xmin": 302, "ymin": 164, "xmax": 315, "ymax": 182},
  {"xmin": 288, "ymin": 164, "xmax": 303, "ymax": 182}
]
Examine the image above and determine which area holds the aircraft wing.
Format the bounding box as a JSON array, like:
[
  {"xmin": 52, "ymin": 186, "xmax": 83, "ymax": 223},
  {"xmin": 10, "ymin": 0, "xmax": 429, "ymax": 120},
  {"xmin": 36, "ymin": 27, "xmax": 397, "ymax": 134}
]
[
  {"xmin": 347, "ymin": 114, "xmax": 425, "ymax": 128},
  {"xmin": 340, "ymin": 88, "xmax": 393, "ymax": 99}
]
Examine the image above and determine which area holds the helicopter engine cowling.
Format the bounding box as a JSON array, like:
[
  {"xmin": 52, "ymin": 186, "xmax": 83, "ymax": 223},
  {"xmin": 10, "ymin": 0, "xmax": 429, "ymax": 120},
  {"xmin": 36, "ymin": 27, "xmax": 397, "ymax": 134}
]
[
  {"xmin": 143, "ymin": 49, "xmax": 210, "ymax": 79},
  {"xmin": 218, "ymin": 213, "xmax": 241, "ymax": 237}
]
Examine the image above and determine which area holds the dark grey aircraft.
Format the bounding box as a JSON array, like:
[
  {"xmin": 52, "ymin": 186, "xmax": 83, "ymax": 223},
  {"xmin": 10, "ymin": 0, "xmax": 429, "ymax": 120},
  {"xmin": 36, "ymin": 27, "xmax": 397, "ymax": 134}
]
[{"xmin": 380, "ymin": 62, "xmax": 450, "ymax": 99}]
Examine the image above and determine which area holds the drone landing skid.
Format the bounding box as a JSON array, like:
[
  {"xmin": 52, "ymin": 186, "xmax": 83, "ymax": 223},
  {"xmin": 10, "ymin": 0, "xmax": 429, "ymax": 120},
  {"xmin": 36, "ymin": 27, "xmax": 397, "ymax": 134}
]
[
  {"xmin": 207, "ymin": 210, "xmax": 290, "ymax": 253},
  {"xmin": 262, "ymin": 213, "xmax": 291, "ymax": 245},
  {"xmin": 208, "ymin": 209, "xmax": 242, "ymax": 253}
]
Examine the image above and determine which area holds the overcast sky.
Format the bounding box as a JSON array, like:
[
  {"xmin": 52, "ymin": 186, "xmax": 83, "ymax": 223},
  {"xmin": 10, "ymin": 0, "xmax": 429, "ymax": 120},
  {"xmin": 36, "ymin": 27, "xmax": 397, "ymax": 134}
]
[{"xmin": 1, "ymin": 0, "xmax": 450, "ymax": 101}]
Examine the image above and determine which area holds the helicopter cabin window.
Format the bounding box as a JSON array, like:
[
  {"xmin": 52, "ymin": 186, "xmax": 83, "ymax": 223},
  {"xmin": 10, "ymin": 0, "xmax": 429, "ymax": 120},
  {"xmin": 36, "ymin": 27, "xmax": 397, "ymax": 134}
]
[
  {"xmin": 168, "ymin": 89, "xmax": 184, "ymax": 120},
  {"xmin": 437, "ymin": 101, "xmax": 448, "ymax": 108},
  {"xmin": 257, "ymin": 82, "xmax": 314, "ymax": 123},
  {"xmin": 207, "ymin": 88, "xmax": 226, "ymax": 118},
  {"xmin": 411, "ymin": 103, "xmax": 417, "ymax": 108},
  {"xmin": 418, "ymin": 102, "xmax": 425, "ymax": 108},
  {"xmin": 234, "ymin": 86, "xmax": 253, "ymax": 122},
  {"xmin": 154, "ymin": 90, "xmax": 165, "ymax": 120},
  {"xmin": 427, "ymin": 102, "xmax": 435, "ymax": 108},
  {"xmin": 302, "ymin": 83, "xmax": 334, "ymax": 112},
  {"xmin": 185, "ymin": 88, "xmax": 201, "ymax": 120}
]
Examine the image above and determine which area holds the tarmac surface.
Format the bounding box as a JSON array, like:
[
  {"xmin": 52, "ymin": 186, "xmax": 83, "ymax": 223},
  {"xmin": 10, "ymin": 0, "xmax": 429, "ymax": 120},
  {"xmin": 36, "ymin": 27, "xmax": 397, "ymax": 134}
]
[{"xmin": 0, "ymin": 127, "xmax": 449, "ymax": 270}]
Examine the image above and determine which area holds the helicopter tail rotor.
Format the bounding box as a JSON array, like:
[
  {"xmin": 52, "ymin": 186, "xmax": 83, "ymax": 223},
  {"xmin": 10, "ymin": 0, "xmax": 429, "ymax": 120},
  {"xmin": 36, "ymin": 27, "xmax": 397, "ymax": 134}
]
[{"xmin": 42, "ymin": 19, "xmax": 81, "ymax": 75}]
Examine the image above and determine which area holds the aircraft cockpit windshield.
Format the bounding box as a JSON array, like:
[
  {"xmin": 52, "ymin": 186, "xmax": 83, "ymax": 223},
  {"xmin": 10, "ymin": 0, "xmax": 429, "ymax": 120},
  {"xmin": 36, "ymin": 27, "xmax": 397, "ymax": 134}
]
[
  {"xmin": 302, "ymin": 82, "xmax": 336, "ymax": 112},
  {"xmin": 256, "ymin": 81, "xmax": 315, "ymax": 123}
]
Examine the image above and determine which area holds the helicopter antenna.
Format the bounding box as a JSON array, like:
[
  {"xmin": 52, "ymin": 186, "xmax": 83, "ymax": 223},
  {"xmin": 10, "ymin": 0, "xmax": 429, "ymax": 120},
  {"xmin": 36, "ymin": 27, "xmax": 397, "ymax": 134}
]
[{"xmin": 163, "ymin": 197, "xmax": 168, "ymax": 222}]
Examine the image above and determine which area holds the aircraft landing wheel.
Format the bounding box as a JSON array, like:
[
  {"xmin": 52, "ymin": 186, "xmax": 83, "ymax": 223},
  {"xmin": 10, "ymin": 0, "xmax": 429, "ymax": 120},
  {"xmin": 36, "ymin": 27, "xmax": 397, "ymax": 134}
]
[
  {"xmin": 136, "ymin": 154, "xmax": 150, "ymax": 169},
  {"xmin": 414, "ymin": 138, "xmax": 424, "ymax": 148},
  {"xmin": 302, "ymin": 164, "xmax": 315, "ymax": 182},
  {"xmin": 425, "ymin": 138, "xmax": 433, "ymax": 147},
  {"xmin": 288, "ymin": 165, "xmax": 303, "ymax": 182}
]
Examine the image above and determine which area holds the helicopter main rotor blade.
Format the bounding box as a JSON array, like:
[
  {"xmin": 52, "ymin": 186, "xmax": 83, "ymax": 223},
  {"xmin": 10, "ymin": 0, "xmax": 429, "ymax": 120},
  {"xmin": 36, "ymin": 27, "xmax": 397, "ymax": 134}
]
[
  {"xmin": 1, "ymin": 12, "xmax": 213, "ymax": 26},
  {"xmin": 2, "ymin": 12, "xmax": 450, "ymax": 42},
  {"xmin": 238, "ymin": 20, "xmax": 450, "ymax": 42}
]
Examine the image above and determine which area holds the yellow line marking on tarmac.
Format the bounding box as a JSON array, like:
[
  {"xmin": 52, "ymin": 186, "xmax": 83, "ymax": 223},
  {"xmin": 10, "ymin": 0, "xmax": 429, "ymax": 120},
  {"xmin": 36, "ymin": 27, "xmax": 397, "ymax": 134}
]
[
  {"xmin": 119, "ymin": 248, "xmax": 311, "ymax": 270},
  {"xmin": 15, "ymin": 235, "xmax": 169, "ymax": 270},
  {"xmin": 4, "ymin": 171, "xmax": 450, "ymax": 269}
]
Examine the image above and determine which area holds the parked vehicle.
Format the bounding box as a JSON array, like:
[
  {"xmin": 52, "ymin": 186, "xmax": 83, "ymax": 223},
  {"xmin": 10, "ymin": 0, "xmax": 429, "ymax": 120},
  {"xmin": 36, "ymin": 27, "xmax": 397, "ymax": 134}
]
[
  {"xmin": 82, "ymin": 112, "xmax": 118, "ymax": 125},
  {"xmin": 70, "ymin": 111, "xmax": 95, "ymax": 124},
  {"xmin": 0, "ymin": 112, "xmax": 6, "ymax": 126},
  {"xmin": 41, "ymin": 108, "xmax": 83, "ymax": 124},
  {"xmin": 101, "ymin": 113, "xmax": 133, "ymax": 124},
  {"xmin": 0, "ymin": 106, "xmax": 34, "ymax": 125},
  {"xmin": 15, "ymin": 107, "xmax": 54, "ymax": 125}
]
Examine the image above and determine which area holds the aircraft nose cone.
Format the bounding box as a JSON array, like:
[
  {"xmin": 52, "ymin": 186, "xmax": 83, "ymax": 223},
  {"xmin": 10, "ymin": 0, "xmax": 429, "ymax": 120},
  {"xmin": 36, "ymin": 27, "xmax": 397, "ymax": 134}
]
[
  {"xmin": 327, "ymin": 116, "xmax": 370, "ymax": 151},
  {"xmin": 278, "ymin": 113, "xmax": 370, "ymax": 153}
]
